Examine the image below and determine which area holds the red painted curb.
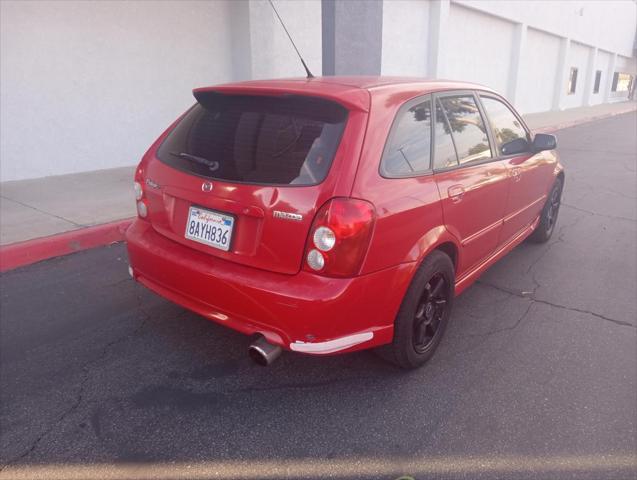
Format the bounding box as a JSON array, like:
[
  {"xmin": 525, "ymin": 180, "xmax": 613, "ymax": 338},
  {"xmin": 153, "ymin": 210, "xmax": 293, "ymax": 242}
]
[{"xmin": 0, "ymin": 218, "xmax": 134, "ymax": 273}]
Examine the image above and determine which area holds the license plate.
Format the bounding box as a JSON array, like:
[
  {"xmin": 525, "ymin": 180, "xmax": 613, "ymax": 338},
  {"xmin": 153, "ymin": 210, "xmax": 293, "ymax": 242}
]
[{"xmin": 185, "ymin": 206, "xmax": 234, "ymax": 251}]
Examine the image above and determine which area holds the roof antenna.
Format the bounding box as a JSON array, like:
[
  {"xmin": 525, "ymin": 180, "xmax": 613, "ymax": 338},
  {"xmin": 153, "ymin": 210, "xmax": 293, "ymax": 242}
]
[{"xmin": 267, "ymin": 0, "xmax": 315, "ymax": 79}]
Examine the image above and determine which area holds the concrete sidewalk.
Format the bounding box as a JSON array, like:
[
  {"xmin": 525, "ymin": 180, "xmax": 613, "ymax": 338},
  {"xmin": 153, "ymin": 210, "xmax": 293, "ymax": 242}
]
[
  {"xmin": 1, "ymin": 166, "xmax": 135, "ymax": 245},
  {"xmin": 523, "ymin": 100, "xmax": 637, "ymax": 131},
  {"xmin": 1, "ymin": 100, "xmax": 635, "ymax": 247}
]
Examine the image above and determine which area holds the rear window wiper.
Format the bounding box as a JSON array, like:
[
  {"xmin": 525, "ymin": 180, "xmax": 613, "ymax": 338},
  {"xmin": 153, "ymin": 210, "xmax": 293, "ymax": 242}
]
[{"xmin": 169, "ymin": 151, "xmax": 219, "ymax": 172}]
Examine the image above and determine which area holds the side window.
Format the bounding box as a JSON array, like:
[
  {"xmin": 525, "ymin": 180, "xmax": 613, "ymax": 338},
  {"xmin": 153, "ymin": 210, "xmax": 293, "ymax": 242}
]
[
  {"xmin": 433, "ymin": 99, "xmax": 459, "ymax": 169},
  {"xmin": 438, "ymin": 96, "xmax": 491, "ymax": 165},
  {"xmin": 480, "ymin": 96, "xmax": 529, "ymax": 156},
  {"xmin": 381, "ymin": 99, "xmax": 431, "ymax": 176},
  {"xmin": 593, "ymin": 70, "xmax": 602, "ymax": 94}
]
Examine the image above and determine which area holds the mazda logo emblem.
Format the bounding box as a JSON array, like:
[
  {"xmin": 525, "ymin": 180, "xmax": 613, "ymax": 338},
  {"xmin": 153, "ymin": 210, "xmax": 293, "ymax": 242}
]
[{"xmin": 201, "ymin": 182, "xmax": 213, "ymax": 192}]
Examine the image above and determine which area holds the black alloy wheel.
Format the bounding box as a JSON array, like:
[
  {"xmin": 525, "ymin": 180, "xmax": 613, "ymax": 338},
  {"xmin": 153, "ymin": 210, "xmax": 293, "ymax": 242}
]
[
  {"xmin": 378, "ymin": 250, "xmax": 455, "ymax": 369},
  {"xmin": 413, "ymin": 273, "xmax": 449, "ymax": 354},
  {"xmin": 529, "ymin": 177, "xmax": 563, "ymax": 243}
]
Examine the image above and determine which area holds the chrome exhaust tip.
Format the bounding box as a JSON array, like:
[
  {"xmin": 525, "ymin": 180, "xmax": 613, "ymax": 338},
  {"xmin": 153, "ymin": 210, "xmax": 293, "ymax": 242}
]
[{"xmin": 248, "ymin": 336, "xmax": 282, "ymax": 366}]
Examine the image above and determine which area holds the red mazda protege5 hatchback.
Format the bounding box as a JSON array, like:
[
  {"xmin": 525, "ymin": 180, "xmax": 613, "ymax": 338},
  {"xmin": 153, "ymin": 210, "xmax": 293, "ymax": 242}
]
[{"xmin": 126, "ymin": 77, "xmax": 563, "ymax": 368}]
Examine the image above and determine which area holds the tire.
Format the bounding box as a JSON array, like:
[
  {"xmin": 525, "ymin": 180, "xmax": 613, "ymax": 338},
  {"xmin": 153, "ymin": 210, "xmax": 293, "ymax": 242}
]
[
  {"xmin": 377, "ymin": 250, "xmax": 455, "ymax": 369},
  {"xmin": 528, "ymin": 177, "xmax": 563, "ymax": 244}
]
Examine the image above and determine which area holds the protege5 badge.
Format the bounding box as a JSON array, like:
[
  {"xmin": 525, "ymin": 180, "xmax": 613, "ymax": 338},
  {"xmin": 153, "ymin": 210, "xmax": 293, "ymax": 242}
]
[{"xmin": 273, "ymin": 210, "xmax": 303, "ymax": 221}]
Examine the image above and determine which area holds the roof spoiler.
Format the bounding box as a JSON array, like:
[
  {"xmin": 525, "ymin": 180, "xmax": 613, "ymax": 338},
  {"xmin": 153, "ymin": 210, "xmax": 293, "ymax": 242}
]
[{"xmin": 193, "ymin": 85, "xmax": 370, "ymax": 113}]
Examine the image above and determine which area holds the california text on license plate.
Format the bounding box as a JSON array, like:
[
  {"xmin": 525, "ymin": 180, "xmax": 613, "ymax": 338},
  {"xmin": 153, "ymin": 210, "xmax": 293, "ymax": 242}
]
[{"xmin": 185, "ymin": 206, "xmax": 234, "ymax": 251}]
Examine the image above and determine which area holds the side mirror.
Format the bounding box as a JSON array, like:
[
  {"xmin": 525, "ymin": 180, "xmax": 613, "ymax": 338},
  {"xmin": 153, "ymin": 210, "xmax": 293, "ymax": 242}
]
[
  {"xmin": 501, "ymin": 137, "xmax": 530, "ymax": 155},
  {"xmin": 532, "ymin": 133, "xmax": 557, "ymax": 152}
]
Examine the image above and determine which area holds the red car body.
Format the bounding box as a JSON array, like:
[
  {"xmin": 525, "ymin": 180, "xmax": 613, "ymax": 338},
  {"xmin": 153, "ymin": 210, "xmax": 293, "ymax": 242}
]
[{"xmin": 126, "ymin": 76, "xmax": 563, "ymax": 359}]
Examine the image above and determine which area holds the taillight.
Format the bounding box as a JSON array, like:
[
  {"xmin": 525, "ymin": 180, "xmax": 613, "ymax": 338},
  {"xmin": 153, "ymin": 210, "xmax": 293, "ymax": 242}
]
[
  {"xmin": 134, "ymin": 181, "xmax": 143, "ymax": 201},
  {"xmin": 134, "ymin": 164, "xmax": 148, "ymax": 218},
  {"xmin": 303, "ymin": 198, "xmax": 376, "ymax": 277},
  {"xmin": 136, "ymin": 200, "xmax": 148, "ymax": 218}
]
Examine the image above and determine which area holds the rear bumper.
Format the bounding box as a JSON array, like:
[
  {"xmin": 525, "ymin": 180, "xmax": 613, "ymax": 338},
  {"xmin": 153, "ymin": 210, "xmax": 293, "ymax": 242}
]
[{"xmin": 126, "ymin": 219, "xmax": 413, "ymax": 354}]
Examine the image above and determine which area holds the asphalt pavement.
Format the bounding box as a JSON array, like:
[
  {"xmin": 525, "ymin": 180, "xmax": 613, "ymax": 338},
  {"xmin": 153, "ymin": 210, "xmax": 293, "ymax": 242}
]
[{"xmin": 1, "ymin": 113, "xmax": 636, "ymax": 480}]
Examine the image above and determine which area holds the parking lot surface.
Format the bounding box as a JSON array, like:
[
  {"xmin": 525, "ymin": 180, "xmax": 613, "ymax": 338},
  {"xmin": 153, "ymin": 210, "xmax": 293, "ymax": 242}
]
[{"xmin": 1, "ymin": 113, "xmax": 636, "ymax": 479}]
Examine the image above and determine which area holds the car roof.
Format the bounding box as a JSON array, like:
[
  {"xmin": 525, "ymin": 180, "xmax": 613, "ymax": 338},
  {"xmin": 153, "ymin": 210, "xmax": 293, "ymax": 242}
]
[
  {"xmin": 193, "ymin": 76, "xmax": 499, "ymax": 112},
  {"xmin": 199, "ymin": 76, "xmax": 491, "ymax": 91}
]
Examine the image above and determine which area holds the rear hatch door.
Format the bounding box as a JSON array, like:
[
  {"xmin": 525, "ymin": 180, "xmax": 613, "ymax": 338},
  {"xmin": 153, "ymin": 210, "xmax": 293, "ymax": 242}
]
[{"xmin": 141, "ymin": 90, "xmax": 367, "ymax": 275}]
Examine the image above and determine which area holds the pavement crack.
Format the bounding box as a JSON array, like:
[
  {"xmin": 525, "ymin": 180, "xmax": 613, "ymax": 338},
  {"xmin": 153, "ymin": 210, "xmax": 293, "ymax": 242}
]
[
  {"xmin": 567, "ymin": 181, "xmax": 637, "ymax": 201},
  {"xmin": 523, "ymin": 213, "xmax": 583, "ymax": 296},
  {"xmin": 464, "ymin": 301, "xmax": 534, "ymax": 338},
  {"xmin": 561, "ymin": 203, "xmax": 635, "ymax": 222},
  {"xmin": 0, "ymin": 195, "xmax": 86, "ymax": 228},
  {"xmin": 476, "ymin": 280, "xmax": 636, "ymax": 329},
  {"xmin": 0, "ymin": 292, "xmax": 151, "ymax": 471}
]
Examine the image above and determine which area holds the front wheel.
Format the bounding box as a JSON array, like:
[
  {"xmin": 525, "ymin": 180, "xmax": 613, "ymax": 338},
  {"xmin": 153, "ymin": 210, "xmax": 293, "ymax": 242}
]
[
  {"xmin": 528, "ymin": 177, "xmax": 563, "ymax": 243},
  {"xmin": 378, "ymin": 250, "xmax": 455, "ymax": 369}
]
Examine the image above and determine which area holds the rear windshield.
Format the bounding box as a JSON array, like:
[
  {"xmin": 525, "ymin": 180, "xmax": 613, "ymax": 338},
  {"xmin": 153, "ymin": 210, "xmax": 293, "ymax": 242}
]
[{"xmin": 156, "ymin": 93, "xmax": 348, "ymax": 185}]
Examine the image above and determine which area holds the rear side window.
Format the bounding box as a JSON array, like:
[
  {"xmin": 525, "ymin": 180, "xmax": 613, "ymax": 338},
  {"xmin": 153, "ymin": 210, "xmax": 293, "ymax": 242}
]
[
  {"xmin": 381, "ymin": 99, "xmax": 432, "ymax": 177},
  {"xmin": 480, "ymin": 96, "xmax": 529, "ymax": 156},
  {"xmin": 156, "ymin": 94, "xmax": 348, "ymax": 185},
  {"xmin": 438, "ymin": 96, "xmax": 491, "ymax": 165}
]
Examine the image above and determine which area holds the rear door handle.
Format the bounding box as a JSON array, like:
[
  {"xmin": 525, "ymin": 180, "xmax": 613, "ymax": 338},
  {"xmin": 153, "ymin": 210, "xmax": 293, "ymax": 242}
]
[{"xmin": 448, "ymin": 185, "xmax": 465, "ymax": 203}]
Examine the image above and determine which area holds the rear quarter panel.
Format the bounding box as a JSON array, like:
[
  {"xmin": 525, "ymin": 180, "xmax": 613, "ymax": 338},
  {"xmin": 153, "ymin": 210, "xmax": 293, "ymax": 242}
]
[{"xmin": 359, "ymin": 176, "xmax": 448, "ymax": 274}]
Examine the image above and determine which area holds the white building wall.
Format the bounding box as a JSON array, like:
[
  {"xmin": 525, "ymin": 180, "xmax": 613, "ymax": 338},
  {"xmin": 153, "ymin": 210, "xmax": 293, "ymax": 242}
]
[
  {"xmin": 453, "ymin": 0, "xmax": 637, "ymax": 58},
  {"xmin": 593, "ymin": 50, "xmax": 614, "ymax": 106},
  {"xmin": 380, "ymin": 0, "xmax": 636, "ymax": 114},
  {"xmin": 609, "ymin": 54, "xmax": 636, "ymax": 101},
  {"xmin": 517, "ymin": 28, "xmax": 562, "ymax": 114},
  {"xmin": 0, "ymin": 0, "xmax": 322, "ymax": 182},
  {"xmin": 381, "ymin": 0, "xmax": 430, "ymax": 76},
  {"xmin": 445, "ymin": 3, "xmax": 515, "ymax": 95},
  {"xmin": 248, "ymin": 0, "xmax": 322, "ymax": 80},
  {"xmin": 616, "ymin": 55, "xmax": 635, "ymax": 72},
  {"xmin": 563, "ymin": 42, "xmax": 591, "ymax": 110},
  {"xmin": 2, "ymin": 0, "xmax": 635, "ymax": 181},
  {"xmin": 0, "ymin": 0, "xmax": 235, "ymax": 182}
]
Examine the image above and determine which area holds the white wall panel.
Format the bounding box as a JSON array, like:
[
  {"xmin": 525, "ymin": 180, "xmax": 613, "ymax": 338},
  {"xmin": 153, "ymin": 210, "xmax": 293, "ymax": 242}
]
[
  {"xmin": 445, "ymin": 4, "xmax": 515, "ymax": 95},
  {"xmin": 0, "ymin": 0, "xmax": 234, "ymax": 181},
  {"xmin": 517, "ymin": 28, "xmax": 561, "ymax": 114},
  {"xmin": 562, "ymin": 42, "xmax": 590, "ymax": 109},
  {"xmin": 381, "ymin": 0, "xmax": 430, "ymax": 76},
  {"xmin": 454, "ymin": 0, "xmax": 637, "ymax": 59},
  {"xmin": 615, "ymin": 55, "xmax": 637, "ymax": 73},
  {"xmin": 609, "ymin": 55, "xmax": 637, "ymax": 102},
  {"xmin": 248, "ymin": 0, "xmax": 322, "ymax": 80},
  {"xmin": 590, "ymin": 50, "xmax": 612, "ymax": 105}
]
